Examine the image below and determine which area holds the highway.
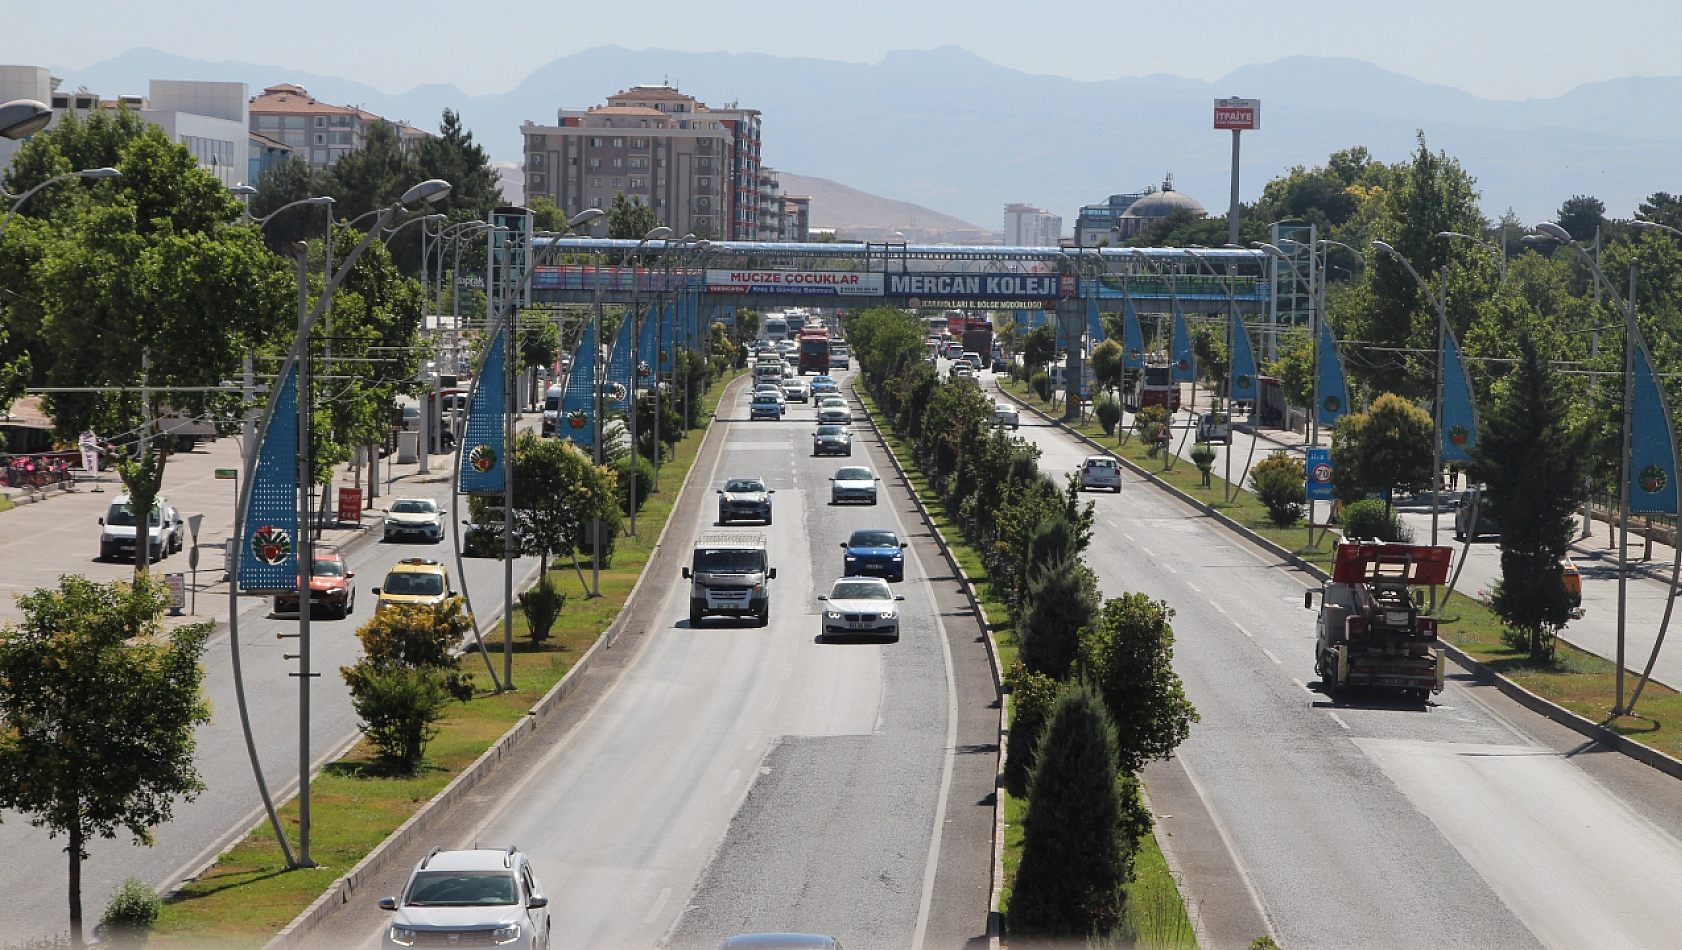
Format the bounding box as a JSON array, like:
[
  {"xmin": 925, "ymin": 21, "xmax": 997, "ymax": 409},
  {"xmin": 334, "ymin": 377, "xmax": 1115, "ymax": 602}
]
[
  {"xmin": 0, "ymin": 439, "xmax": 537, "ymax": 941},
  {"xmin": 307, "ymin": 368, "xmax": 997, "ymax": 950},
  {"xmin": 996, "ymin": 370, "xmax": 1682, "ymax": 949}
]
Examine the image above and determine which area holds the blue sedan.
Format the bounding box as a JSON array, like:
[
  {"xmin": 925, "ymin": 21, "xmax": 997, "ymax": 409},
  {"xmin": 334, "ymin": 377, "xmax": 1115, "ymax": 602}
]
[
  {"xmin": 810, "ymin": 375, "xmax": 839, "ymax": 395},
  {"xmin": 840, "ymin": 528, "xmax": 907, "ymax": 582}
]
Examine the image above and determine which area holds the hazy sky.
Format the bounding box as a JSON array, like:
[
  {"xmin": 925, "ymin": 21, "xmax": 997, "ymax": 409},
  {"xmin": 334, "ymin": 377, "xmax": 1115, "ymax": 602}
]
[{"xmin": 7, "ymin": 0, "xmax": 1681, "ymax": 100}]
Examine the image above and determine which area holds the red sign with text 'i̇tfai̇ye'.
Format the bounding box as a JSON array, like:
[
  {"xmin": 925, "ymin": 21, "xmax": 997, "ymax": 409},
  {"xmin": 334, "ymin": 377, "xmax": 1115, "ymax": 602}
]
[{"xmin": 1214, "ymin": 98, "xmax": 1260, "ymax": 130}]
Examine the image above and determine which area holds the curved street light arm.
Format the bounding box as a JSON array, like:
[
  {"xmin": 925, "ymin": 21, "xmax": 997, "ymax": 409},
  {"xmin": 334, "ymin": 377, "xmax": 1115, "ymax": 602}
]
[{"xmin": 1, "ymin": 167, "xmax": 122, "ymax": 239}]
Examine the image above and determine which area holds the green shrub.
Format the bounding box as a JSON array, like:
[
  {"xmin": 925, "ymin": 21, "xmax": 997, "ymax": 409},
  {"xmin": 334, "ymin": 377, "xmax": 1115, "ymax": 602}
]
[
  {"xmin": 1341, "ymin": 498, "xmax": 1413, "ymax": 542},
  {"xmin": 346, "ymin": 665, "xmax": 454, "ymax": 772},
  {"xmin": 615, "ymin": 453, "xmax": 656, "ymax": 514},
  {"xmin": 1094, "ymin": 393, "xmax": 1123, "ymax": 435},
  {"xmin": 1134, "ymin": 404, "xmax": 1169, "ymax": 456},
  {"xmin": 1031, "ymin": 371, "xmax": 1051, "ymax": 402},
  {"xmin": 518, "ymin": 573, "xmax": 567, "ymax": 643},
  {"xmin": 1019, "ymin": 559, "xmax": 1097, "ymax": 680},
  {"xmin": 1002, "ymin": 663, "xmax": 1063, "ymax": 798},
  {"xmin": 99, "ymin": 878, "xmax": 160, "ymax": 948},
  {"xmin": 1009, "ymin": 682, "xmax": 1138, "ymax": 940},
  {"xmin": 1190, "ymin": 442, "xmax": 1217, "ymax": 486},
  {"xmin": 1079, "ymin": 593, "xmax": 1198, "ymax": 774},
  {"xmin": 1249, "ymin": 451, "xmax": 1306, "ymax": 527}
]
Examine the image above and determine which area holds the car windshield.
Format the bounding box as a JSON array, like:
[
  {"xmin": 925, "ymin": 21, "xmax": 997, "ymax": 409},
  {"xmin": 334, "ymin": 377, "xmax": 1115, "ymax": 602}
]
[
  {"xmin": 312, "ymin": 559, "xmax": 344, "ymax": 577},
  {"xmin": 1086, "ymin": 459, "xmax": 1115, "ymax": 468},
  {"xmin": 405, "ymin": 870, "xmax": 517, "ymax": 907},
  {"xmin": 725, "ymin": 479, "xmax": 765, "ymax": 493},
  {"xmin": 816, "ymin": 425, "xmax": 846, "ymax": 436},
  {"xmin": 391, "ymin": 500, "xmax": 436, "ymax": 514},
  {"xmin": 753, "ymin": 395, "xmax": 779, "ymax": 403},
  {"xmin": 694, "ymin": 549, "xmax": 765, "ymax": 574},
  {"xmin": 849, "ymin": 530, "xmax": 898, "ymax": 548},
  {"xmin": 831, "ymin": 580, "xmax": 891, "ymax": 601},
  {"xmin": 106, "ymin": 503, "xmax": 160, "ymax": 527},
  {"xmin": 836, "ymin": 468, "xmax": 872, "ymax": 481},
  {"xmin": 819, "ymin": 397, "xmax": 845, "ymax": 406},
  {"xmin": 383, "ymin": 572, "xmax": 444, "ymax": 597}
]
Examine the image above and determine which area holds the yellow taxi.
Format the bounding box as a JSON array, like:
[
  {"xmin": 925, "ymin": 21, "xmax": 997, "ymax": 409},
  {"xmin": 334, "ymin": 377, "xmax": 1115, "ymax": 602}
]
[{"xmin": 373, "ymin": 558, "xmax": 455, "ymax": 616}]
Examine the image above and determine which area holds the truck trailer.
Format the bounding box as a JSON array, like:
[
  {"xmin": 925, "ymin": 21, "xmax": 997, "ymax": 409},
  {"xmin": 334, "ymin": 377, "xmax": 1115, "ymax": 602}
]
[{"xmin": 798, "ymin": 326, "xmax": 831, "ymax": 375}]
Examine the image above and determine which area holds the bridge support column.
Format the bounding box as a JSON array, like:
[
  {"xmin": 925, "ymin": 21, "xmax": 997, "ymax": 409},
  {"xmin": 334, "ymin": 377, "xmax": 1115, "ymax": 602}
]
[{"xmin": 1056, "ymin": 299, "xmax": 1085, "ymax": 421}]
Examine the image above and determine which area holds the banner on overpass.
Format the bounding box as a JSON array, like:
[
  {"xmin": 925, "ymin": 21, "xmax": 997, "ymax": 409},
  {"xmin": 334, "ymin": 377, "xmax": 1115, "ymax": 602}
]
[
  {"xmin": 887, "ymin": 273, "xmax": 1075, "ymax": 300},
  {"xmin": 706, "ymin": 269, "xmax": 884, "ymax": 296}
]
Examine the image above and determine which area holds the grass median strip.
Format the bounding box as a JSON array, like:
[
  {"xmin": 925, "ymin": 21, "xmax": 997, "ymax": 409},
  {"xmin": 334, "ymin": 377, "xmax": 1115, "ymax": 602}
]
[
  {"xmin": 857, "ymin": 386, "xmax": 1195, "ymax": 949},
  {"xmin": 152, "ymin": 373, "xmax": 740, "ymax": 949}
]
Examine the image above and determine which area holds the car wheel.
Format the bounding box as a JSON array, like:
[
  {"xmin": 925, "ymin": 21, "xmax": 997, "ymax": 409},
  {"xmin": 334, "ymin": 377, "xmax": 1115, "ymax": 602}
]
[
  {"xmin": 765, "ymin": 511, "xmax": 773, "ymax": 525},
  {"xmin": 893, "ymin": 573, "xmax": 905, "ymax": 584},
  {"xmin": 756, "ymin": 606, "xmax": 769, "ymax": 627},
  {"xmin": 689, "ymin": 606, "xmax": 704, "ymax": 627},
  {"xmin": 845, "ymin": 448, "xmax": 852, "ymax": 456}
]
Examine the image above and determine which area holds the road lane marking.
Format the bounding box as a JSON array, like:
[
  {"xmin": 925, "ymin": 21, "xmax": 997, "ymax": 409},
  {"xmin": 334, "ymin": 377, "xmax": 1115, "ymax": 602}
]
[
  {"xmin": 1163, "ymin": 563, "xmax": 1178, "ymax": 574},
  {"xmin": 1184, "ymin": 580, "xmax": 1199, "ymax": 591},
  {"xmin": 1261, "ymin": 647, "xmax": 1281, "ymax": 665},
  {"xmin": 1327, "ymin": 711, "xmax": 1350, "ymax": 730},
  {"xmin": 1291, "ymin": 678, "xmax": 1317, "ymax": 698},
  {"xmin": 1141, "ymin": 546, "xmax": 1156, "ymax": 558},
  {"xmin": 642, "ymin": 886, "xmax": 672, "ymax": 924},
  {"xmin": 719, "ymin": 768, "xmax": 741, "ymax": 796},
  {"xmin": 1235, "ymin": 622, "xmax": 1254, "ymax": 637},
  {"xmin": 1210, "ymin": 600, "xmax": 1226, "ymax": 614},
  {"xmin": 1122, "ymin": 531, "xmax": 1136, "ymax": 542}
]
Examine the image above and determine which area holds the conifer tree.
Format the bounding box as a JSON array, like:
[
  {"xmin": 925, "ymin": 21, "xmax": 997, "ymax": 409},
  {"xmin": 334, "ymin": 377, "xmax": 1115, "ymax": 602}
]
[{"xmin": 1019, "ymin": 557, "xmax": 1096, "ymax": 680}]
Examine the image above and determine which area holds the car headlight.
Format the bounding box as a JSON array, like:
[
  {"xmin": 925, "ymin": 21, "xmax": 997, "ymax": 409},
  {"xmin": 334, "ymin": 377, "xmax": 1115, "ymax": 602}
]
[
  {"xmin": 844, "ymin": 554, "xmax": 857, "ymax": 561},
  {"xmin": 892, "ymin": 553, "xmax": 904, "ymax": 560},
  {"xmin": 491, "ymin": 924, "xmax": 521, "ymax": 945},
  {"xmin": 882, "ymin": 612, "xmax": 897, "ymax": 621},
  {"xmin": 825, "ymin": 610, "xmax": 842, "ymax": 620},
  {"xmin": 384, "ymin": 518, "xmax": 400, "ymax": 526},
  {"xmin": 388, "ymin": 926, "xmax": 418, "ymax": 946},
  {"xmin": 102, "ymin": 533, "xmax": 113, "ymax": 543}
]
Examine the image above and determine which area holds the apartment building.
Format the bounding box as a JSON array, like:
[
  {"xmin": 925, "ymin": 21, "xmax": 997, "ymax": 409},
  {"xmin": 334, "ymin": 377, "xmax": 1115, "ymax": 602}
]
[
  {"xmin": 521, "ymin": 83, "xmax": 768, "ymax": 240},
  {"xmin": 1003, "ymin": 203, "xmax": 1063, "ymax": 247},
  {"xmin": 783, "ymin": 194, "xmax": 810, "ymax": 242},
  {"xmin": 0, "ymin": 68, "xmax": 250, "ymax": 187},
  {"xmin": 247, "ymin": 83, "xmax": 425, "ymax": 170}
]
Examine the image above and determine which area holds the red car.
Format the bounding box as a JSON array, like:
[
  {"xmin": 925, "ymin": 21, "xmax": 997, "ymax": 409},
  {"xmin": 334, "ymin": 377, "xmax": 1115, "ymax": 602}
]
[{"xmin": 273, "ymin": 553, "xmax": 357, "ymax": 619}]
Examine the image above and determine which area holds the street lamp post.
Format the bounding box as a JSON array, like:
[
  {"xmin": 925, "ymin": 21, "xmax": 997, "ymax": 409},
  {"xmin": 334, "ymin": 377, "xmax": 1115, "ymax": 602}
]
[
  {"xmin": 0, "ymin": 98, "xmax": 52, "ymax": 141},
  {"xmin": 0, "ymin": 166, "xmax": 121, "ymax": 239},
  {"xmin": 1536, "ymin": 220, "xmax": 1643, "ymax": 714},
  {"xmin": 1373, "ymin": 242, "xmax": 1450, "ymax": 597},
  {"xmin": 1438, "ymin": 231, "xmax": 1507, "ymax": 284}
]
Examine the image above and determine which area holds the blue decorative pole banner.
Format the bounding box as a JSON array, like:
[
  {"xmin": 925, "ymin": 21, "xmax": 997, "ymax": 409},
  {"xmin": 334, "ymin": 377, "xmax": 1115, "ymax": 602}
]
[
  {"xmin": 240, "ymin": 365, "xmax": 299, "ymax": 592},
  {"xmin": 459, "ymin": 327, "xmax": 507, "ymax": 494},
  {"xmin": 637, "ymin": 301, "xmax": 659, "ymax": 385},
  {"xmin": 1440, "ymin": 329, "xmax": 1478, "ymax": 465},
  {"xmin": 1230, "ymin": 314, "xmax": 1258, "ymax": 403},
  {"xmin": 1087, "ymin": 295, "xmax": 1105, "ymax": 347},
  {"xmin": 659, "ymin": 301, "xmax": 675, "ymax": 371},
  {"xmin": 1630, "ymin": 332, "xmax": 1680, "ymax": 515},
  {"xmin": 560, "ymin": 319, "xmax": 597, "ymax": 447},
  {"xmin": 606, "ymin": 307, "xmax": 634, "ymax": 408},
  {"xmin": 1122, "ymin": 299, "xmax": 1145, "ymax": 370},
  {"xmin": 1171, "ymin": 307, "xmax": 1195, "ymax": 383},
  {"xmin": 1013, "ymin": 309, "xmax": 1029, "ymax": 333},
  {"xmin": 1317, "ymin": 319, "xmax": 1350, "ymax": 427}
]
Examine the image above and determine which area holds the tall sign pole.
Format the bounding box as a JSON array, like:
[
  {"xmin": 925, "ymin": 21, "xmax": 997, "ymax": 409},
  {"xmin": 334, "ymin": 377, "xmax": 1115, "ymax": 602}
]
[{"xmin": 1215, "ymin": 97, "xmax": 1260, "ymax": 259}]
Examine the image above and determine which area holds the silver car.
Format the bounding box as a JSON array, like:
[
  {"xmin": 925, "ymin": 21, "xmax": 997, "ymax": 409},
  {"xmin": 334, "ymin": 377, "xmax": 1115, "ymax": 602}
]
[
  {"xmin": 994, "ymin": 402, "xmax": 1020, "ymax": 429},
  {"xmin": 830, "ymin": 465, "xmax": 879, "ymax": 505},
  {"xmin": 1078, "ymin": 455, "xmax": 1122, "ymax": 492},
  {"xmin": 379, "ymin": 847, "xmax": 550, "ymax": 950},
  {"xmin": 816, "ymin": 395, "xmax": 852, "ymax": 425},
  {"xmin": 818, "ymin": 576, "xmax": 904, "ymax": 641}
]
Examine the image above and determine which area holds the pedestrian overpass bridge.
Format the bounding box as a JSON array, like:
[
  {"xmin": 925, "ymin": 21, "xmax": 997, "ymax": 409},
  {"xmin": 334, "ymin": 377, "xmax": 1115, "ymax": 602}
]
[{"xmin": 522, "ymin": 238, "xmax": 1278, "ymax": 315}]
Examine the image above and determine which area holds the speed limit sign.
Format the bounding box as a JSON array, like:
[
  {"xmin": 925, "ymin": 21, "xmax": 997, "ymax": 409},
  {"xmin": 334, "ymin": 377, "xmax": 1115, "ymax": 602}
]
[{"xmin": 1306, "ymin": 448, "xmax": 1334, "ymax": 500}]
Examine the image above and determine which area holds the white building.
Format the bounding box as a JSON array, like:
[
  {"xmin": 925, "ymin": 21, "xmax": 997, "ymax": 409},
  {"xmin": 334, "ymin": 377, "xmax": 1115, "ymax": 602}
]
[
  {"xmin": 1004, "ymin": 202, "xmax": 1062, "ymax": 247},
  {"xmin": 0, "ymin": 68, "xmax": 249, "ymax": 188}
]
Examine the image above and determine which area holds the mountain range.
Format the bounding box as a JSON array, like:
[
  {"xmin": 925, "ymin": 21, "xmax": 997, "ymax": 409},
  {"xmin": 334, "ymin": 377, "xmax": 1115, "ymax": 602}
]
[{"xmin": 50, "ymin": 46, "xmax": 1682, "ymax": 230}]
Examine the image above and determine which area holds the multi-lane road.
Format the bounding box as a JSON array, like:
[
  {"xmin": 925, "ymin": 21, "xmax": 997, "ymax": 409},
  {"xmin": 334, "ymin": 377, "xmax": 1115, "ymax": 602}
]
[
  {"xmin": 305, "ymin": 368, "xmax": 998, "ymax": 950},
  {"xmin": 996, "ymin": 370, "xmax": 1682, "ymax": 949},
  {"xmin": 0, "ymin": 440, "xmax": 537, "ymax": 941}
]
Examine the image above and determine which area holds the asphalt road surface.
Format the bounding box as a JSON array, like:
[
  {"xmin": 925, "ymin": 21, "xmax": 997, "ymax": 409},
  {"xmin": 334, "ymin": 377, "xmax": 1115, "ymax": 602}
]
[
  {"xmin": 1002, "ymin": 379, "xmax": 1682, "ymax": 950},
  {"xmin": 0, "ymin": 443, "xmax": 537, "ymax": 941},
  {"xmin": 309, "ymin": 368, "xmax": 996, "ymax": 950}
]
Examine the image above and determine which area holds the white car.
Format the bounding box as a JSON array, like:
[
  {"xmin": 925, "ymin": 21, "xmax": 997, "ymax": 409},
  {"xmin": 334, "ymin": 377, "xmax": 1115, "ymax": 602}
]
[
  {"xmin": 379, "ymin": 847, "xmax": 550, "ymax": 949},
  {"xmin": 753, "ymin": 383, "xmax": 786, "ymax": 404},
  {"xmin": 816, "ymin": 395, "xmax": 852, "ymax": 425},
  {"xmin": 383, "ymin": 497, "xmax": 446, "ymax": 542},
  {"xmin": 994, "ymin": 402, "xmax": 1020, "ymax": 429},
  {"xmin": 830, "ymin": 465, "xmax": 880, "ymax": 505},
  {"xmin": 1078, "ymin": 455, "xmax": 1122, "ymax": 492},
  {"xmin": 98, "ymin": 494, "xmax": 184, "ymax": 562},
  {"xmin": 950, "ymin": 363, "xmax": 975, "ymax": 382},
  {"xmin": 818, "ymin": 576, "xmax": 905, "ymax": 641},
  {"xmin": 782, "ymin": 378, "xmax": 810, "ymax": 403}
]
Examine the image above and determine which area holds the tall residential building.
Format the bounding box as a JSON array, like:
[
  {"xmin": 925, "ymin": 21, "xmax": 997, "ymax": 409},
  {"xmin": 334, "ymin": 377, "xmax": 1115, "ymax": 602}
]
[
  {"xmin": 1003, "ymin": 203, "xmax": 1062, "ymax": 247},
  {"xmin": 247, "ymin": 84, "xmax": 425, "ymax": 170},
  {"xmin": 520, "ymin": 83, "xmax": 767, "ymax": 240},
  {"xmin": 1, "ymin": 68, "xmax": 250, "ymax": 188},
  {"xmin": 783, "ymin": 194, "xmax": 810, "ymax": 242}
]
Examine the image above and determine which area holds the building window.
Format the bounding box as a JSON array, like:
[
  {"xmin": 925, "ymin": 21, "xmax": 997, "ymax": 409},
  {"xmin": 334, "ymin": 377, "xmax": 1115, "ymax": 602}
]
[
  {"xmin": 628, "ymin": 157, "xmax": 647, "ymax": 169},
  {"xmin": 657, "ymin": 158, "xmax": 667, "ymax": 168},
  {"xmin": 590, "ymin": 137, "xmax": 602, "ymax": 147},
  {"xmin": 588, "ymin": 158, "xmax": 601, "ymax": 169},
  {"xmin": 588, "ymin": 197, "xmax": 603, "ymax": 208},
  {"xmin": 590, "ymin": 177, "xmax": 602, "ymax": 188},
  {"xmin": 612, "ymin": 138, "xmax": 623, "ymax": 147},
  {"xmin": 630, "ymin": 178, "xmax": 646, "ymax": 189},
  {"xmin": 612, "ymin": 178, "xmax": 623, "ymax": 188},
  {"xmin": 567, "ymin": 176, "xmax": 578, "ymax": 184},
  {"xmin": 329, "ymin": 132, "xmax": 352, "ymax": 145},
  {"xmin": 656, "ymin": 198, "xmax": 665, "ymax": 207},
  {"xmin": 257, "ymin": 115, "xmax": 280, "ymax": 129},
  {"xmin": 528, "ymin": 134, "xmax": 545, "ymax": 148},
  {"xmin": 529, "ymin": 153, "xmax": 545, "ymax": 168},
  {"xmin": 612, "ymin": 158, "xmax": 623, "ymax": 168},
  {"xmin": 569, "ymin": 156, "xmax": 578, "ymax": 166},
  {"xmin": 631, "ymin": 138, "xmax": 647, "ymax": 148},
  {"xmin": 315, "ymin": 116, "xmax": 326, "ymax": 127},
  {"xmin": 315, "ymin": 133, "xmax": 326, "ymax": 145}
]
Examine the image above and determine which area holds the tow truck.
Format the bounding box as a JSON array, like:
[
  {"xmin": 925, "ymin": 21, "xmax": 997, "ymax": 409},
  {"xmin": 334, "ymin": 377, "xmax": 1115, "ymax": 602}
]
[{"xmin": 1307, "ymin": 541, "xmax": 1453, "ymax": 701}]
